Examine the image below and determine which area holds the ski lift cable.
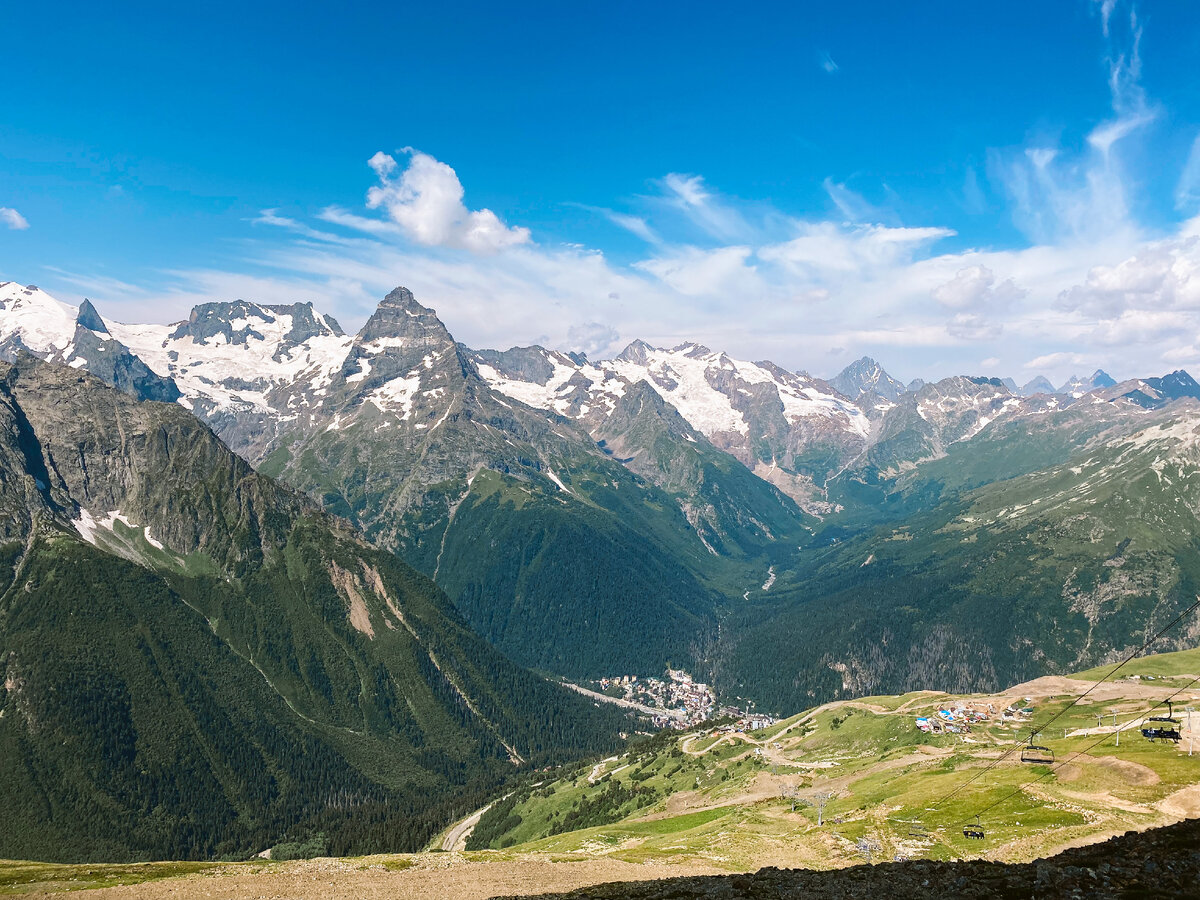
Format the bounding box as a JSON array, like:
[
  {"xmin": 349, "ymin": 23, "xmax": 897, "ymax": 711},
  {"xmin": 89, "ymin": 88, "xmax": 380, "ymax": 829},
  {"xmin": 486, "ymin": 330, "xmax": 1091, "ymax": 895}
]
[
  {"xmin": 929, "ymin": 595, "xmax": 1200, "ymax": 811},
  {"xmin": 966, "ymin": 672, "xmax": 1200, "ymax": 825},
  {"xmin": 1026, "ymin": 596, "xmax": 1200, "ymax": 742}
]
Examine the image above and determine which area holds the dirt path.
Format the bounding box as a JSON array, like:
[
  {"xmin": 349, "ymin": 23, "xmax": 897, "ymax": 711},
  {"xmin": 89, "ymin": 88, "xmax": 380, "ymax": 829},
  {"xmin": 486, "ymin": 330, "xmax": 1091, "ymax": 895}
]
[
  {"xmin": 1156, "ymin": 782, "xmax": 1200, "ymax": 818},
  {"xmin": 441, "ymin": 801, "xmax": 494, "ymax": 852},
  {"xmin": 19, "ymin": 855, "xmax": 727, "ymax": 900},
  {"xmin": 561, "ymin": 683, "xmax": 684, "ymax": 720},
  {"xmin": 1003, "ymin": 674, "xmax": 1200, "ymax": 705},
  {"xmin": 587, "ymin": 757, "xmax": 619, "ymax": 784}
]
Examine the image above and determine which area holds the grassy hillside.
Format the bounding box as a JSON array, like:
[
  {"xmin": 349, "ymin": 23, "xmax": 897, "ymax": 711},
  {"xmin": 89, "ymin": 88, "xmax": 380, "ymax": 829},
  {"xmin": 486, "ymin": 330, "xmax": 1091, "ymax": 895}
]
[{"xmin": 460, "ymin": 651, "xmax": 1200, "ymax": 870}]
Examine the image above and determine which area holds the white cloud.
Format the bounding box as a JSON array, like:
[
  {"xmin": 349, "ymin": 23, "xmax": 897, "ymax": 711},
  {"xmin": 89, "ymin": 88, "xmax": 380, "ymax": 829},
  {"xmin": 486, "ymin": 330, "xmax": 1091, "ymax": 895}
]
[
  {"xmin": 820, "ymin": 52, "xmax": 839, "ymax": 74},
  {"xmin": 567, "ymin": 322, "xmax": 620, "ymax": 357},
  {"xmin": 0, "ymin": 208, "xmax": 29, "ymax": 230},
  {"xmin": 1056, "ymin": 230, "xmax": 1200, "ymax": 317},
  {"xmin": 931, "ymin": 265, "xmax": 1026, "ymax": 310},
  {"xmin": 946, "ymin": 313, "xmax": 1003, "ymax": 341},
  {"xmin": 41, "ymin": 11, "xmax": 1200, "ymax": 390},
  {"xmin": 760, "ymin": 222, "xmax": 953, "ymax": 276},
  {"xmin": 658, "ymin": 173, "xmax": 749, "ymax": 240},
  {"xmin": 356, "ymin": 150, "xmax": 530, "ymax": 253},
  {"xmin": 604, "ymin": 211, "xmax": 659, "ymax": 244},
  {"xmin": 992, "ymin": 8, "xmax": 1152, "ymax": 245},
  {"xmin": 634, "ymin": 245, "xmax": 758, "ymax": 298},
  {"xmin": 823, "ymin": 178, "xmax": 884, "ymax": 223},
  {"xmin": 1096, "ymin": 0, "xmax": 1118, "ymax": 37},
  {"xmin": 1025, "ymin": 351, "xmax": 1090, "ymax": 370}
]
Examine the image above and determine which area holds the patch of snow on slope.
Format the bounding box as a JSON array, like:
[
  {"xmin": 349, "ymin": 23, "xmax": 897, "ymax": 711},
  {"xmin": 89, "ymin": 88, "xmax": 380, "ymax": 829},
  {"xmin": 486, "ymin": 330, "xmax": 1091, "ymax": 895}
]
[
  {"xmin": 72, "ymin": 509, "xmax": 135, "ymax": 545},
  {"xmin": 368, "ymin": 373, "xmax": 422, "ymax": 418},
  {"xmin": 73, "ymin": 509, "xmax": 98, "ymax": 545},
  {"xmin": 545, "ymin": 468, "xmax": 572, "ymax": 493},
  {"xmin": 476, "ymin": 360, "xmax": 578, "ymax": 414},
  {"xmin": 611, "ymin": 348, "xmax": 748, "ymax": 435}
]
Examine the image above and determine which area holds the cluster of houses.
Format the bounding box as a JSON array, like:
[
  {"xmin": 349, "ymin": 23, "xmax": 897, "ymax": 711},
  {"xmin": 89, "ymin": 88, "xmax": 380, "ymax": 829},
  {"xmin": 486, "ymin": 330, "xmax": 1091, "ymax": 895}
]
[
  {"xmin": 710, "ymin": 711, "xmax": 776, "ymax": 733},
  {"xmin": 914, "ymin": 700, "xmax": 1033, "ymax": 735},
  {"xmin": 596, "ymin": 670, "xmax": 717, "ymax": 726},
  {"xmin": 594, "ymin": 670, "xmax": 774, "ymax": 730}
]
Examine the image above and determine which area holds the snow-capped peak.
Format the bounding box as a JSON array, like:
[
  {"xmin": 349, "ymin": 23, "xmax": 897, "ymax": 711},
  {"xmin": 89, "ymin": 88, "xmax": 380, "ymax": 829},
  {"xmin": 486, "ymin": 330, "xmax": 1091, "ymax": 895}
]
[
  {"xmin": 0, "ymin": 281, "xmax": 80, "ymax": 357},
  {"xmin": 107, "ymin": 299, "xmax": 354, "ymax": 418},
  {"xmin": 471, "ymin": 339, "xmax": 872, "ymax": 474}
]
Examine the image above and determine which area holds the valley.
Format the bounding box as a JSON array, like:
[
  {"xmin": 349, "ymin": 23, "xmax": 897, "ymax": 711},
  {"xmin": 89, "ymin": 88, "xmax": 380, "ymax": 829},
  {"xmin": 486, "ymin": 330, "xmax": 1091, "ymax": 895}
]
[
  {"xmin": 9, "ymin": 6, "xmax": 1200, "ymax": 895},
  {"xmin": 5, "ymin": 281, "xmax": 1200, "ymax": 714}
]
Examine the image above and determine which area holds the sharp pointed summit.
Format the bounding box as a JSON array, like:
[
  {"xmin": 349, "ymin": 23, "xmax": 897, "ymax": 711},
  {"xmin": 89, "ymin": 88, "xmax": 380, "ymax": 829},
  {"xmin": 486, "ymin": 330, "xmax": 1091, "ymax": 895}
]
[
  {"xmin": 76, "ymin": 298, "xmax": 109, "ymax": 333},
  {"xmin": 830, "ymin": 356, "xmax": 906, "ymax": 402}
]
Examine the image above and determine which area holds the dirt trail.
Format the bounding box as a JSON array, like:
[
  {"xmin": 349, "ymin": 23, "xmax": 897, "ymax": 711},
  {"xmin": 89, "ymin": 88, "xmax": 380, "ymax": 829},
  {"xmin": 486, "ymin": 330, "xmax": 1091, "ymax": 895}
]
[
  {"xmin": 1156, "ymin": 782, "xmax": 1200, "ymax": 818},
  {"xmin": 587, "ymin": 757, "xmax": 619, "ymax": 784},
  {"xmin": 1002, "ymin": 674, "xmax": 1200, "ymax": 705},
  {"xmin": 20, "ymin": 856, "xmax": 727, "ymax": 900},
  {"xmin": 441, "ymin": 801, "xmax": 494, "ymax": 852}
]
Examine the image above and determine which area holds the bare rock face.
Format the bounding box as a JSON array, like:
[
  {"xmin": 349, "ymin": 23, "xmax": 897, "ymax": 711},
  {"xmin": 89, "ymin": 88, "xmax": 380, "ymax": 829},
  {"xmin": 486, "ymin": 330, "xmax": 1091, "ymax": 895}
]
[
  {"xmin": 1, "ymin": 355, "xmax": 299, "ymax": 571},
  {"xmin": 502, "ymin": 817, "xmax": 1200, "ymax": 899},
  {"xmin": 830, "ymin": 355, "xmax": 906, "ymax": 403}
]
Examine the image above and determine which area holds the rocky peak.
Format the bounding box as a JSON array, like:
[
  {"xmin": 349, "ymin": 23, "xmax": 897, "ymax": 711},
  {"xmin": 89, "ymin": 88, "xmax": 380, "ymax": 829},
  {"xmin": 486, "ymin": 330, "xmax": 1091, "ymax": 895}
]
[
  {"xmin": 472, "ymin": 345, "xmax": 558, "ymax": 384},
  {"xmin": 353, "ymin": 286, "xmax": 455, "ymax": 353},
  {"xmin": 170, "ymin": 299, "xmax": 341, "ymax": 349},
  {"xmin": 1019, "ymin": 375, "xmax": 1057, "ymax": 396},
  {"xmin": 615, "ymin": 339, "xmax": 655, "ymax": 366},
  {"xmin": 76, "ymin": 299, "xmax": 109, "ymax": 334},
  {"xmin": 1058, "ymin": 370, "xmax": 1117, "ymax": 396},
  {"xmin": 1101, "ymin": 369, "xmax": 1200, "ymax": 409},
  {"xmin": 830, "ymin": 356, "xmax": 905, "ymax": 402}
]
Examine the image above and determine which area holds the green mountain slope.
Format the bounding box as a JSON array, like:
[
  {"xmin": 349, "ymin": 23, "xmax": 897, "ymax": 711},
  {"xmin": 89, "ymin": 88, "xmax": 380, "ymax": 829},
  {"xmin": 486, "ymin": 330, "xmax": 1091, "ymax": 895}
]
[
  {"xmin": 0, "ymin": 357, "xmax": 633, "ymax": 862},
  {"xmin": 719, "ymin": 401, "xmax": 1200, "ymax": 712},
  {"xmin": 594, "ymin": 380, "xmax": 810, "ymax": 560}
]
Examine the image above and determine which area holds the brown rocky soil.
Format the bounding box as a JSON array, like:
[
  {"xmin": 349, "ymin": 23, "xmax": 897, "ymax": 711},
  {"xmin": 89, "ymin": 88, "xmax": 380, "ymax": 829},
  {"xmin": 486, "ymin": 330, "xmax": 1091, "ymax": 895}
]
[{"xmin": 501, "ymin": 817, "xmax": 1200, "ymax": 899}]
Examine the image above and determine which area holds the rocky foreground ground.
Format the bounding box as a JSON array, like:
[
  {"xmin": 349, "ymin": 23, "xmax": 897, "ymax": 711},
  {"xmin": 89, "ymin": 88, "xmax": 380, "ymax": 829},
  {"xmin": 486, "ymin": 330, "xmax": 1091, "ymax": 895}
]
[{"xmin": 503, "ymin": 817, "xmax": 1200, "ymax": 900}]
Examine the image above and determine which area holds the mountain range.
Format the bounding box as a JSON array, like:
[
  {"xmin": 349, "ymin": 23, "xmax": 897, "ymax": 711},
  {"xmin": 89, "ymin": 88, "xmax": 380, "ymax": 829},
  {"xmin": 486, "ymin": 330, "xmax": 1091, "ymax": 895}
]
[{"xmin": 3, "ymin": 278, "xmax": 1200, "ymax": 718}]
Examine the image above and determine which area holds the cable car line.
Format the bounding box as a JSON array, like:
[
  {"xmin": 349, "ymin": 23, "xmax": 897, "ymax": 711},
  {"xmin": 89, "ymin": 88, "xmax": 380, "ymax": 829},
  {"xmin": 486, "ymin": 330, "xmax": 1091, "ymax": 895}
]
[
  {"xmin": 927, "ymin": 596, "xmax": 1200, "ymax": 812},
  {"xmin": 965, "ymin": 673, "xmax": 1200, "ymax": 828},
  {"xmin": 1023, "ymin": 597, "xmax": 1200, "ymax": 742}
]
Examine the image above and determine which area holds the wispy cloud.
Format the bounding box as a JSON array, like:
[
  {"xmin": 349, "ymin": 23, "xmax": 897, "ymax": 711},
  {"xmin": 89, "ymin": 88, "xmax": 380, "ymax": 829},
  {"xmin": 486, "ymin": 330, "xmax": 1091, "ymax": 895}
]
[
  {"xmin": 0, "ymin": 208, "xmax": 29, "ymax": 230},
  {"xmin": 819, "ymin": 52, "xmax": 839, "ymax": 74},
  {"xmin": 823, "ymin": 178, "xmax": 887, "ymax": 223},
  {"xmin": 657, "ymin": 173, "xmax": 750, "ymax": 241},
  {"xmin": 1176, "ymin": 133, "xmax": 1200, "ymax": 212},
  {"xmin": 991, "ymin": 4, "xmax": 1154, "ymax": 247}
]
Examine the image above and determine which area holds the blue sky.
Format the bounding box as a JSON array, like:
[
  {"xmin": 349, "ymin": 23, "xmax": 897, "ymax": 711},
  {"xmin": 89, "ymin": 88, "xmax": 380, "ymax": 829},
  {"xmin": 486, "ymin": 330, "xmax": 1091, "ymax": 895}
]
[{"xmin": 3, "ymin": 0, "xmax": 1200, "ymax": 383}]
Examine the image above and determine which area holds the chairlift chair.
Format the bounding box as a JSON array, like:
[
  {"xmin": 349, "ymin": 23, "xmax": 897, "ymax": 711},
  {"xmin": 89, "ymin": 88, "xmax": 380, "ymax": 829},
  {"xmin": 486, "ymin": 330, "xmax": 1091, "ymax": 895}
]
[
  {"xmin": 1020, "ymin": 737, "xmax": 1055, "ymax": 764},
  {"xmin": 1141, "ymin": 700, "xmax": 1183, "ymax": 743},
  {"xmin": 904, "ymin": 820, "xmax": 929, "ymax": 839},
  {"xmin": 962, "ymin": 817, "xmax": 985, "ymax": 840}
]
